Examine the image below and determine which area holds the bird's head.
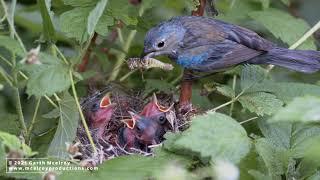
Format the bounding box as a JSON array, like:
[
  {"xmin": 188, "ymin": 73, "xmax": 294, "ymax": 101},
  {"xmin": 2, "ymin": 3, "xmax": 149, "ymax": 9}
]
[
  {"xmin": 122, "ymin": 111, "xmax": 171, "ymax": 146},
  {"xmin": 142, "ymin": 20, "xmax": 185, "ymax": 59},
  {"xmin": 85, "ymin": 93, "xmax": 116, "ymax": 130}
]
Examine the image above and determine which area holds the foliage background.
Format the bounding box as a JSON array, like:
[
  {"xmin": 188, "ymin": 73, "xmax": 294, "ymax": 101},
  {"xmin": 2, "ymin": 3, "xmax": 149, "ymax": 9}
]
[{"xmin": 0, "ymin": 0, "xmax": 320, "ymax": 179}]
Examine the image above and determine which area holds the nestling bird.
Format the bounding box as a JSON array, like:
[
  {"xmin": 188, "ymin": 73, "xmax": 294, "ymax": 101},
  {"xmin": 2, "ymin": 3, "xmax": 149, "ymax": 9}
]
[
  {"xmin": 83, "ymin": 93, "xmax": 116, "ymax": 139},
  {"xmin": 118, "ymin": 95, "xmax": 173, "ymax": 150},
  {"xmin": 142, "ymin": 16, "xmax": 320, "ymax": 73}
]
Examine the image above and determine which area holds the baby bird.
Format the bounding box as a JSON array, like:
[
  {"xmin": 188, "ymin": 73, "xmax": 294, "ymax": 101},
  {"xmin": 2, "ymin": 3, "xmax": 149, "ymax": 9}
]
[
  {"xmin": 118, "ymin": 95, "xmax": 173, "ymax": 151},
  {"xmin": 83, "ymin": 93, "xmax": 116, "ymax": 139}
]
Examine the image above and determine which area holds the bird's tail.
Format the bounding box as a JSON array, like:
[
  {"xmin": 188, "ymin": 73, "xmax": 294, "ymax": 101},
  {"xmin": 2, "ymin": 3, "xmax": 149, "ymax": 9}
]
[{"xmin": 250, "ymin": 47, "xmax": 320, "ymax": 73}]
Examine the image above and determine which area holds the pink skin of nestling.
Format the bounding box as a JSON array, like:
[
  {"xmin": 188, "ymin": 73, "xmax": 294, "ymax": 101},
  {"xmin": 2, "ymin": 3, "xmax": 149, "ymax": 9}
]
[
  {"xmin": 87, "ymin": 95, "xmax": 116, "ymax": 139},
  {"xmin": 119, "ymin": 94, "xmax": 173, "ymax": 149}
]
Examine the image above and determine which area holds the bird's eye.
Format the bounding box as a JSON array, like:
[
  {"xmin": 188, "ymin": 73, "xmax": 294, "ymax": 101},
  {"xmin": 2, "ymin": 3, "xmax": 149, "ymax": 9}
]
[
  {"xmin": 91, "ymin": 103, "xmax": 99, "ymax": 112},
  {"xmin": 158, "ymin": 116, "xmax": 167, "ymax": 124},
  {"xmin": 157, "ymin": 41, "xmax": 165, "ymax": 48}
]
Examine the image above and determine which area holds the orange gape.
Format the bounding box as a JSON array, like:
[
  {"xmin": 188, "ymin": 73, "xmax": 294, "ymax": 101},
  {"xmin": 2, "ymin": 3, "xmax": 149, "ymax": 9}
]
[{"xmin": 118, "ymin": 94, "xmax": 173, "ymax": 151}]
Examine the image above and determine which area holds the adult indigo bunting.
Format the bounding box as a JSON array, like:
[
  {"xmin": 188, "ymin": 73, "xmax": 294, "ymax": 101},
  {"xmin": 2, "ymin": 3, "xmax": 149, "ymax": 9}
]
[{"xmin": 142, "ymin": 16, "xmax": 320, "ymax": 73}]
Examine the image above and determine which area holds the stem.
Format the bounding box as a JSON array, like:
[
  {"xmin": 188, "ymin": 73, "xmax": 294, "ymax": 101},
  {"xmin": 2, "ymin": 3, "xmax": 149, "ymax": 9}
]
[
  {"xmin": 53, "ymin": 45, "xmax": 69, "ymax": 65},
  {"xmin": 1, "ymin": 0, "xmax": 58, "ymax": 109},
  {"xmin": 26, "ymin": 98, "xmax": 41, "ymax": 142},
  {"xmin": 267, "ymin": 20, "xmax": 320, "ymax": 72},
  {"xmin": 12, "ymin": 53, "xmax": 27, "ymax": 137},
  {"xmin": 108, "ymin": 30, "xmax": 138, "ymax": 81},
  {"xmin": 170, "ymin": 70, "xmax": 184, "ymax": 85},
  {"xmin": 3, "ymin": 0, "xmax": 28, "ymax": 137},
  {"xmin": 117, "ymin": 28, "xmax": 124, "ymax": 45},
  {"xmin": 239, "ymin": 117, "xmax": 258, "ymax": 125},
  {"xmin": 69, "ymin": 70, "xmax": 97, "ymax": 153},
  {"xmin": 0, "ymin": 54, "xmax": 13, "ymax": 66},
  {"xmin": 229, "ymin": 75, "xmax": 237, "ymax": 116},
  {"xmin": 119, "ymin": 70, "xmax": 136, "ymax": 82},
  {"xmin": 211, "ymin": 90, "xmax": 245, "ymax": 112},
  {"xmin": 108, "ymin": 6, "xmax": 145, "ymax": 82},
  {"xmin": 0, "ymin": 0, "xmax": 26, "ymax": 53}
]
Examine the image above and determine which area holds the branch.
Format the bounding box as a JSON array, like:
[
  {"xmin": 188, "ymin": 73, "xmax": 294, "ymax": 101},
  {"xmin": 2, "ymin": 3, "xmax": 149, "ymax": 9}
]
[
  {"xmin": 77, "ymin": 33, "xmax": 97, "ymax": 72},
  {"xmin": 179, "ymin": 0, "xmax": 206, "ymax": 110}
]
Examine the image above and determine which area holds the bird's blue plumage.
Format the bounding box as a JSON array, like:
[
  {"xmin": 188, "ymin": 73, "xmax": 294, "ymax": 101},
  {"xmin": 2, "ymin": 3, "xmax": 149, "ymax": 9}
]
[
  {"xmin": 142, "ymin": 16, "xmax": 320, "ymax": 73},
  {"xmin": 177, "ymin": 52, "xmax": 209, "ymax": 68}
]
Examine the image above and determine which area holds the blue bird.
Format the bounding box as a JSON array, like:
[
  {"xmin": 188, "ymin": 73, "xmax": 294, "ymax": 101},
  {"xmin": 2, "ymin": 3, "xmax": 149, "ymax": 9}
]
[{"xmin": 142, "ymin": 16, "xmax": 320, "ymax": 74}]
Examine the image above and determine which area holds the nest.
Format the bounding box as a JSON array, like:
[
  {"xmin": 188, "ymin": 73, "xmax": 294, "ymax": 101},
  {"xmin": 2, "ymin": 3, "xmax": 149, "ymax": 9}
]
[{"xmin": 74, "ymin": 85, "xmax": 195, "ymax": 166}]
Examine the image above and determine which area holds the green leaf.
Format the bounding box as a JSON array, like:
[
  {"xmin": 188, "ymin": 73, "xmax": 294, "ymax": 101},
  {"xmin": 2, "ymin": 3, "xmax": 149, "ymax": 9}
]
[
  {"xmin": 258, "ymin": 120, "xmax": 320, "ymax": 158},
  {"xmin": 249, "ymin": 9, "xmax": 316, "ymax": 50},
  {"xmin": 59, "ymin": 151, "xmax": 191, "ymax": 180},
  {"xmin": 0, "ymin": 131, "xmax": 37, "ymax": 157},
  {"xmin": 20, "ymin": 52, "xmax": 71, "ymax": 97},
  {"xmin": 256, "ymin": 120, "xmax": 320, "ymax": 177},
  {"xmin": 47, "ymin": 92, "xmax": 79, "ymax": 159},
  {"xmin": 95, "ymin": 12, "xmax": 114, "ymax": 36},
  {"xmin": 0, "ymin": 66, "xmax": 13, "ymax": 86},
  {"xmin": 248, "ymin": 170, "xmax": 274, "ymax": 180},
  {"xmin": 258, "ymin": 0, "xmax": 270, "ymax": 9},
  {"xmin": 249, "ymin": 81, "xmax": 320, "ymax": 103},
  {"xmin": 280, "ymin": 0, "xmax": 290, "ymax": 6},
  {"xmin": 238, "ymin": 92, "xmax": 283, "ymax": 116},
  {"xmin": 107, "ymin": 0, "xmax": 139, "ymax": 25},
  {"xmin": 0, "ymin": 35, "xmax": 25, "ymax": 57},
  {"xmin": 191, "ymin": 88, "xmax": 212, "ymax": 109},
  {"xmin": 145, "ymin": 79, "xmax": 175, "ymax": 94},
  {"xmin": 216, "ymin": 85, "xmax": 235, "ymax": 98},
  {"xmin": 240, "ymin": 65, "xmax": 267, "ymax": 91},
  {"xmin": 42, "ymin": 109, "xmax": 60, "ymax": 119},
  {"xmin": 0, "ymin": 113, "xmax": 19, "ymax": 135},
  {"xmin": 307, "ymin": 172, "xmax": 320, "ymax": 180},
  {"xmin": 38, "ymin": 0, "xmax": 56, "ymax": 42},
  {"xmin": 164, "ymin": 112, "xmax": 251, "ymax": 164},
  {"xmin": 60, "ymin": 7, "xmax": 91, "ymax": 42},
  {"xmin": 87, "ymin": 0, "xmax": 108, "ymax": 36},
  {"xmin": 63, "ymin": 0, "xmax": 99, "ymax": 7},
  {"xmin": 270, "ymin": 96, "xmax": 320, "ymax": 123},
  {"xmin": 255, "ymin": 138, "xmax": 287, "ymax": 176}
]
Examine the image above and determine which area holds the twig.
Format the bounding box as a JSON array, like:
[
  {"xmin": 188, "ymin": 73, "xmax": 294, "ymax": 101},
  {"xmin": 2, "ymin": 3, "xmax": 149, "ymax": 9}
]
[
  {"xmin": 26, "ymin": 98, "xmax": 41, "ymax": 143},
  {"xmin": 53, "ymin": 44, "xmax": 69, "ymax": 65},
  {"xmin": 0, "ymin": 0, "xmax": 26, "ymax": 53},
  {"xmin": 267, "ymin": 20, "xmax": 320, "ymax": 72},
  {"xmin": 179, "ymin": 0, "xmax": 207, "ymax": 110},
  {"xmin": 3, "ymin": 0, "xmax": 28, "ymax": 137},
  {"xmin": 12, "ymin": 53, "xmax": 28, "ymax": 137},
  {"xmin": 119, "ymin": 70, "xmax": 136, "ymax": 82},
  {"xmin": 69, "ymin": 70, "xmax": 97, "ymax": 154},
  {"xmin": 211, "ymin": 90, "xmax": 245, "ymax": 112},
  {"xmin": 77, "ymin": 33, "xmax": 97, "ymax": 72},
  {"xmin": 108, "ymin": 6, "xmax": 145, "ymax": 82},
  {"xmin": 239, "ymin": 117, "xmax": 258, "ymax": 125},
  {"xmin": 229, "ymin": 75, "xmax": 237, "ymax": 116}
]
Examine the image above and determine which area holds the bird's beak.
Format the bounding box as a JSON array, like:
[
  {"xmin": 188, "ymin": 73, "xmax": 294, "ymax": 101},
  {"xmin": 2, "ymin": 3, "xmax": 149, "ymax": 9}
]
[
  {"xmin": 141, "ymin": 48, "xmax": 173, "ymax": 60},
  {"xmin": 140, "ymin": 47, "xmax": 153, "ymax": 58},
  {"xmin": 99, "ymin": 93, "xmax": 116, "ymax": 108}
]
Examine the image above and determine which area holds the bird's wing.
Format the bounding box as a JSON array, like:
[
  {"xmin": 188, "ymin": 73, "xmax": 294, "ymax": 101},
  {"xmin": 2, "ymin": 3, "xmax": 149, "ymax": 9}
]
[
  {"xmin": 179, "ymin": 16, "xmax": 274, "ymax": 51},
  {"xmin": 218, "ymin": 20, "xmax": 275, "ymax": 51},
  {"xmin": 191, "ymin": 42, "xmax": 263, "ymax": 72}
]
